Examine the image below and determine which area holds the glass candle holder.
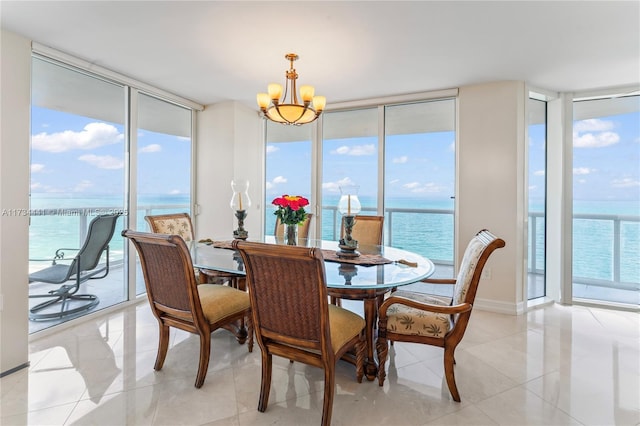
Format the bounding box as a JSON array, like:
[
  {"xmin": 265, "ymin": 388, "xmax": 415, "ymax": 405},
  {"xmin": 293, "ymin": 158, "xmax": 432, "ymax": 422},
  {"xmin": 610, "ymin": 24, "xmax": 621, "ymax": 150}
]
[{"xmin": 230, "ymin": 180, "xmax": 251, "ymax": 239}]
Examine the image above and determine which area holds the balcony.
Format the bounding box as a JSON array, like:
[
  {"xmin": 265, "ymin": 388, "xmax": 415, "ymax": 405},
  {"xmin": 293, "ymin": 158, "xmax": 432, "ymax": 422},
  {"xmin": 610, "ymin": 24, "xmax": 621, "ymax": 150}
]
[{"xmin": 29, "ymin": 205, "xmax": 639, "ymax": 334}]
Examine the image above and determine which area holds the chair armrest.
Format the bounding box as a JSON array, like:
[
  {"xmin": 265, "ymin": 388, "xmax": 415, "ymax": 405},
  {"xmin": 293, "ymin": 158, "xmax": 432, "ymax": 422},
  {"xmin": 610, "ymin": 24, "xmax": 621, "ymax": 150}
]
[
  {"xmin": 379, "ymin": 293, "xmax": 472, "ymax": 317},
  {"xmin": 421, "ymin": 277, "xmax": 456, "ymax": 285}
]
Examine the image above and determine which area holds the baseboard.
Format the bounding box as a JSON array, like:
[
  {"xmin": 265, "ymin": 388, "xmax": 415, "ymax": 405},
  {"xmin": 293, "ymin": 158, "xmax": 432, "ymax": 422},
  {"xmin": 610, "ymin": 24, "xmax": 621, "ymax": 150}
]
[{"xmin": 474, "ymin": 297, "xmax": 527, "ymax": 315}]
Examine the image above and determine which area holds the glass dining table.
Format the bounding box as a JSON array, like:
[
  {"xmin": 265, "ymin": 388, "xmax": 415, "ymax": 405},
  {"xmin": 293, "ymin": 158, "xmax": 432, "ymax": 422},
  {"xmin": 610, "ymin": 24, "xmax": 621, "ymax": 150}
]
[{"xmin": 191, "ymin": 237, "xmax": 435, "ymax": 381}]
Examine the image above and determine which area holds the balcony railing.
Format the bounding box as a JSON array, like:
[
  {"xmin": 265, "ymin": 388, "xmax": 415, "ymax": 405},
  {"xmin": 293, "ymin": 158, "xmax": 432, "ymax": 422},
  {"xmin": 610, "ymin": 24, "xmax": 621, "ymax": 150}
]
[{"xmin": 31, "ymin": 204, "xmax": 639, "ymax": 295}]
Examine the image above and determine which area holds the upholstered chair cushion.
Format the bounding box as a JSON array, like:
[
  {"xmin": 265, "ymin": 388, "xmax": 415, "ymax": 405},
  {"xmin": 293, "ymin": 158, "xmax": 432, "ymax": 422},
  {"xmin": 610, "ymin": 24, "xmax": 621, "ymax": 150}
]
[
  {"xmin": 198, "ymin": 284, "xmax": 251, "ymax": 323},
  {"xmin": 384, "ymin": 291, "xmax": 453, "ymax": 338},
  {"xmin": 328, "ymin": 305, "xmax": 366, "ymax": 352},
  {"xmin": 452, "ymin": 237, "xmax": 486, "ymax": 305},
  {"xmin": 151, "ymin": 217, "xmax": 193, "ymax": 241}
]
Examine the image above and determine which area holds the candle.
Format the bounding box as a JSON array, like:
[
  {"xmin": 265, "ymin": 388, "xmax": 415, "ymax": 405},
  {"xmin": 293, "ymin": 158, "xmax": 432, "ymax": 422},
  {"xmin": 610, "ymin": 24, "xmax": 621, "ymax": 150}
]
[
  {"xmin": 347, "ymin": 195, "xmax": 351, "ymax": 215},
  {"xmin": 238, "ymin": 193, "xmax": 243, "ymax": 210}
]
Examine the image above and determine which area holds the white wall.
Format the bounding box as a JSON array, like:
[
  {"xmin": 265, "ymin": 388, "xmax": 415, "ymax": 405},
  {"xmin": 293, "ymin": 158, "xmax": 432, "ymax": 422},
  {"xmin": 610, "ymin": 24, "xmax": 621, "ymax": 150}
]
[
  {"xmin": 457, "ymin": 81, "xmax": 528, "ymax": 314},
  {"xmin": 195, "ymin": 101, "xmax": 263, "ymax": 240},
  {"xmin": 0, "ymin": 29, "xmax": 31, "ymax": 375}
]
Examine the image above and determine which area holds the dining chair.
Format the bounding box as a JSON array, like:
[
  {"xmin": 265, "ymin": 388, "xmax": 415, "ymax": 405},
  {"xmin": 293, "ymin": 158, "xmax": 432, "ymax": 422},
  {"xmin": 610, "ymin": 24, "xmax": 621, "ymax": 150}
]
[
  {"xmin": 274, "ymin": 213, "xmax": 313, "ymax": 240},
  {"xmin": 335, "ymin": 214, "xmax": 386, "ymax": 306},
  {"xmin": 28, "ymin": 213, "xmax": 121, "ymax": 320},
  {"xmin": 340, "ymin": 214, "xmax": 384, "ymax": 246},
  {"xmin": 232, "ymin": 240, "xmax": 366, "ymax": 426},
  {"xmin": 144, "ymin": 213, "xmax": 242, "ymax": 288},
  {"xmin": 376, "ymin": 229, "xmax": 505, "ymax": 401},
  {"xmin": 122, "ymin": 230, "xmax": 252, "ymax": 388}
]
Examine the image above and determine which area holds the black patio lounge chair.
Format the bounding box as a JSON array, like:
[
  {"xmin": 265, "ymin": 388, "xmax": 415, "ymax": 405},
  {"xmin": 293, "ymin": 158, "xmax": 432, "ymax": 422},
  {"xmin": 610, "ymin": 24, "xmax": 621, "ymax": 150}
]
[{"xmin": 28, "ymin": 213, "xmax": 121, "ymax": 320}]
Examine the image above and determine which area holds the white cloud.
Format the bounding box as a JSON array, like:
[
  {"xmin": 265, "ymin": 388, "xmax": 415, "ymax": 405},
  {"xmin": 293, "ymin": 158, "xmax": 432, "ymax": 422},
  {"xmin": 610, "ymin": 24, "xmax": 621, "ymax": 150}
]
[
  {"xmin": 534, "ymin": 170, "xmax": 545, "ymax": 176},
  {"xmin": 31, "ymin": 163, "xmax": 45, "ymax": 173},
  {"xmin": 168, "ymin": 189, "xmax": 183, "ymax": 194},
  {"xmin": 389, "ymin": 179, "xmax": 400, "ymax": 184},
  {"xmin": 611, "ymin": 178, "xmax": 640, "ymax": 188},
  {"xmin": 574, "ymin": 119, "xmax": 614, "ymax": 133},
  {"xmin": 140, "ymin": 144, "xmax": 162, "ymax": 153},
  {"xmin": 331, "ymin": 144, "xmax": 376, "ymax": 156},
  {"xmin": 573, "ymin": 167, "xmax": 594, "ymax": 175},
  {"xmin": 266, "ymin": 175, "xmax": 287, "ymax": 191},
  {"xmin": 322, "ymin": 177, "xmax": 356, "ymax": 192},
  {"xmin": 449, "ymin": 141, "xmax": 456, "ymax": 152},
  {"xmin": 392, "ymin": 156, "xmax": 408, "ymax": 164},
  {"xmin": 32, "ymin": 122, "xmax": 124, "ymax": 153},
  {"xmin": 529, "ymin": 185, "xmax": 537, "ymax": 191},
  {"xmin": 78, "ymin": 154, "xmax": 124, "ymax": 170},
  {"xmin": 266, "ymin": 145, "xmax": 279, "ymax": 154},
  {"xmin": 74, "ymin": 180, "xmax": 93, "ymax": 192},
  {"xmin": 573, "ymin": 131, "xmax": 620, "ymax": 148},
  {"xmin": 402, "ymin": 181, "xmax": 443, "ymax": 193}
]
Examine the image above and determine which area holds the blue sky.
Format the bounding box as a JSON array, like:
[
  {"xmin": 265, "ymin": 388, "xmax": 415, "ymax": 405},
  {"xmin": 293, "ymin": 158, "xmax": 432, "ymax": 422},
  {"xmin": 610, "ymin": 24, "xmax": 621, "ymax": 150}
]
[
  {"xmin": 30, "ymin": 106, "xmax": 190, "ymax": 198},
  {"xmin": 31, "ymin": 105, "xmax": 639, "ymax": 207}
]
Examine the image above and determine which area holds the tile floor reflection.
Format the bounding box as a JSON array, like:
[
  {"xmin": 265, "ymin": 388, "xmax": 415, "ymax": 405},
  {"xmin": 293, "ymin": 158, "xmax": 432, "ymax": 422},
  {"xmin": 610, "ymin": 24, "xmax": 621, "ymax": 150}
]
[{"xmin": 2, "ymin": 301, "xmax": 639, "ymax": 425}]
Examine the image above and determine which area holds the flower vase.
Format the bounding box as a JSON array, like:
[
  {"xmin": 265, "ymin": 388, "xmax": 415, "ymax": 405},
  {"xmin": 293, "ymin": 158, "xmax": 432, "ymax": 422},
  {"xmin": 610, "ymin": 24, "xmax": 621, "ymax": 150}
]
[{"xmin": 285, "ymin": 224, "xmax": 298, "ymax": 245}]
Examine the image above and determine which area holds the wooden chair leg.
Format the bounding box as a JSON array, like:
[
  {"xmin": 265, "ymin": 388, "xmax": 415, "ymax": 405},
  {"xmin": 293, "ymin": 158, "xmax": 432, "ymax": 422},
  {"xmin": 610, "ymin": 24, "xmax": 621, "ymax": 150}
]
[
  {"xmin": 154, "ymin": 323, "xmax": 170, "ymax": 371},
  {"xmin": 443, "ymin": 347, "xmax": 460, "ymax": 402},
  {"xmin": 194, "ymin": 332, "xmax": 211, "ymax": 388},
  {"xmin": 321, "ymin": 366, "xmax": 335, "ymax": 426},
  {"xmin": 356, "ymin": 334, "xmax": 365, "ymax": 383},
  {"xmin": 258, "ymin": 352, "xmax": 273, "ymax": 412}
]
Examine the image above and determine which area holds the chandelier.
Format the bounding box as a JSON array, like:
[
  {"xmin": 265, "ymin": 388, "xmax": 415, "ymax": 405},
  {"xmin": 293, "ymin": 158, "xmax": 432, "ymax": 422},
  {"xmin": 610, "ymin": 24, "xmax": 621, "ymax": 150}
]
[{"xmin": 257, "ymin": 53, "xmax": 326, "ymax": 126}]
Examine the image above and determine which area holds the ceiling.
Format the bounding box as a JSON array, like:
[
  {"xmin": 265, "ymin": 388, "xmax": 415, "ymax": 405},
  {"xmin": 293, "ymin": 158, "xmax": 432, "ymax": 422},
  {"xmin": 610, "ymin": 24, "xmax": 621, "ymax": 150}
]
[{"xmin": 1, "ymin": 1, "xmax": 639, "ymax": 109}]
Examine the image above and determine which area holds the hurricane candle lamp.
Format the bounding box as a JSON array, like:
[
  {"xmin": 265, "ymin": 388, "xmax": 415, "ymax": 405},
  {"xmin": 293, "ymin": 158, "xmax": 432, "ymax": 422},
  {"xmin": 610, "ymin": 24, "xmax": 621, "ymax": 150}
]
[
  {"xmin": 230, "ymin": 179, "xmax": 251, "ymax": 240},
  {"xmin": 337, "ymin": 185, "xmax": 361, "ymax": 258}
]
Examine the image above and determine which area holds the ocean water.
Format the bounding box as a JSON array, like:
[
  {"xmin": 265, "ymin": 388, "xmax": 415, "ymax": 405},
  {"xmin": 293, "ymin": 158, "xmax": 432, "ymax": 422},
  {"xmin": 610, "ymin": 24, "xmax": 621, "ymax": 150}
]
[{"xmin": 28, "ymin": 193, "xmax": 639, "ymax": 290}]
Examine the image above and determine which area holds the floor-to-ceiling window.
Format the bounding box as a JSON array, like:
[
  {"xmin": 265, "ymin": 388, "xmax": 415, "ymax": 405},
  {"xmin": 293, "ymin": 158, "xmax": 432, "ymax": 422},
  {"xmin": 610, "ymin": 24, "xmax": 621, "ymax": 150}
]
[
  {"xmin": 29, "ymin": 56, "xmax": 127, "ymax": 331},
  {"xmin": 528, "ymin": 97, "xmax": 547, "ymax": 300},
  {"xmin": 134, "ymin": 92, "xmax": 193, "ymax": 295},
  {"xmin": 264, "ymin": 122, "xmax": 313, "ymax": 237},
  {"xmin": 322, "ymin": 108, "xmax": 379, "ymax": 240},
  {"xmin": 264, "ymin": 93, "xmax": 457, "ymax": 274},
  {"xmin": 572, "ymin": 93, "xmax": 639, "ymax": 306},
  {"xmin": 384, "ymin": 99, "xmax": 456, "ymax": 278},
  {"xmin": 29, "ymin": 53, "xmax": 198, "ymax": 332}
]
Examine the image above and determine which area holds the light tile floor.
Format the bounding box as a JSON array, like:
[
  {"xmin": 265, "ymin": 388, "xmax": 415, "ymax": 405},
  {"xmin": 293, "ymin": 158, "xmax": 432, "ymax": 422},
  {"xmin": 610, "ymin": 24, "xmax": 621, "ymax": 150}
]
[{"xmin": 2, "ymin": 301, "xmax": 639, "ymax": 425}]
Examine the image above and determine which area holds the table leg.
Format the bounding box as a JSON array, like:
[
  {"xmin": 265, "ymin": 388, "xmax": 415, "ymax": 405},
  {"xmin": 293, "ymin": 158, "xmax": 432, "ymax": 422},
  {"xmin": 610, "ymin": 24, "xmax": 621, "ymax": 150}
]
[{"xmin": 362, "ymin": 298, "xmax": 378, "ymax": 381}]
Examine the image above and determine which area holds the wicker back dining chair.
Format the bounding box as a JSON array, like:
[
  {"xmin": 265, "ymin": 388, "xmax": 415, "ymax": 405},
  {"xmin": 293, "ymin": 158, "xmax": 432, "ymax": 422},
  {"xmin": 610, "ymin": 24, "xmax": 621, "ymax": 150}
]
[
  {"xmin": 122, "ymin": 230, "xmax": 252, "ymax": 388},
  {"xmin": 376, "ymin": 229, "xmax": 505, "ymax": 401},
  {"xmin": 232, "ymin": 240, "xmax": 366, "ymax": 426},
  {"xmin": 144, "ymin": 213, "xmax": 242, "ymax": 288}
]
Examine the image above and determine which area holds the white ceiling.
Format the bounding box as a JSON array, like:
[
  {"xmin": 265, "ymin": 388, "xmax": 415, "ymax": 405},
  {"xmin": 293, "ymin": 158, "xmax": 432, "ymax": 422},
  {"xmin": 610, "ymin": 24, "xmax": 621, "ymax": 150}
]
[{"xmin": 1, "ymin": 1, "xmax": 639, "ymax": 109}]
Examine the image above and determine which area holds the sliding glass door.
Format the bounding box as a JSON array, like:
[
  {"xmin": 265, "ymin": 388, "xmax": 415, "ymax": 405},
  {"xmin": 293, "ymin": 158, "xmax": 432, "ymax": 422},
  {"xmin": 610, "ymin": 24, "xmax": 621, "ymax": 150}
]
[
  {"xmin": 135, "ymin": 92, "xmax": 193, "ymax": 294},
  {"xmin": 29, "ymin": 56, "xmax": 127, "ymax": 332},
  {"xmin": 384, "ymin": 100, "xmax": 456, "ymax": 278},
  {"xmin": 29, "ymin": 55, "xmax": 196, "ymax": 331},
  {"xmin": 528, "ymin": 97, "xmax": 547, "ymax": 300},
  {"xmin": 572, "ymin": 94, "xmax": 639, "ymax": 306}
]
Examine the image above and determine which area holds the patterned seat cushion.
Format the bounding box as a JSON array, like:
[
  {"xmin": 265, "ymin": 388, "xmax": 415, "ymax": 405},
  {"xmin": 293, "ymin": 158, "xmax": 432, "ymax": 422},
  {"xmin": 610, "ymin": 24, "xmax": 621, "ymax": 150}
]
[{"xmin": 385, "ymin": 291, "xmax": 453, "ymax": 338}]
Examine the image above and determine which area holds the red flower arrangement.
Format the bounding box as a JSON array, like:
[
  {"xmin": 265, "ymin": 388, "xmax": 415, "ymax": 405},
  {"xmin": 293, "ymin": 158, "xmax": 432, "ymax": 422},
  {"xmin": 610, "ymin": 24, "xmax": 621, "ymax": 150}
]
[{"xmin": 272, "ymin": 195, "xmax": 309, "ymax": 225}]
